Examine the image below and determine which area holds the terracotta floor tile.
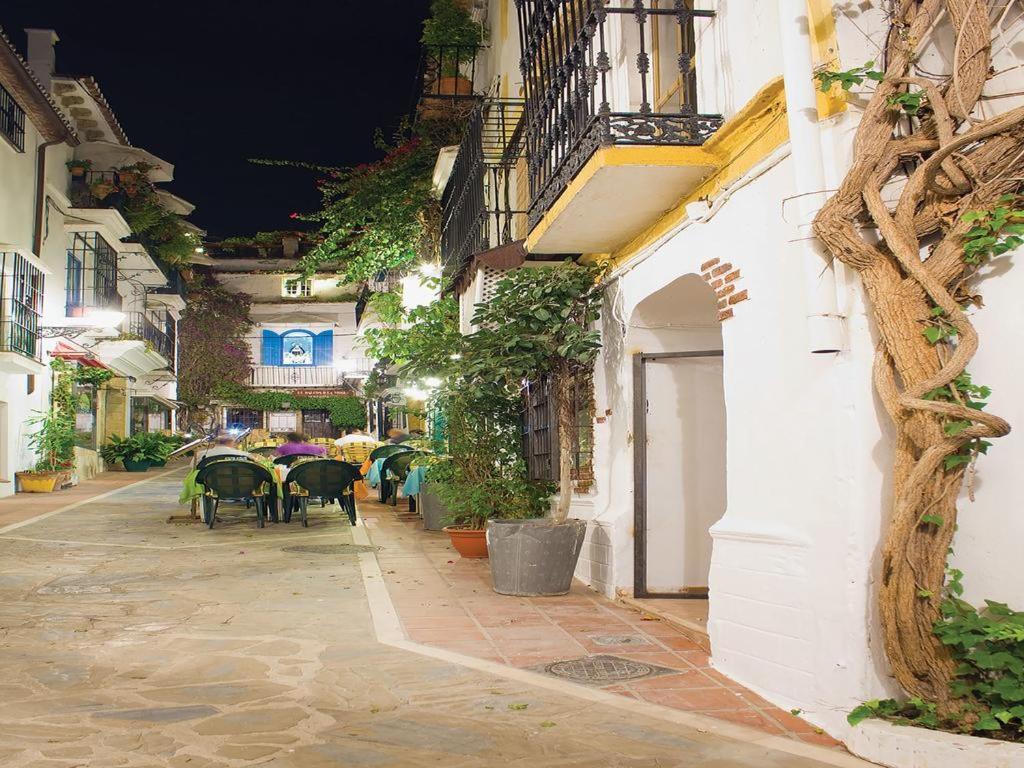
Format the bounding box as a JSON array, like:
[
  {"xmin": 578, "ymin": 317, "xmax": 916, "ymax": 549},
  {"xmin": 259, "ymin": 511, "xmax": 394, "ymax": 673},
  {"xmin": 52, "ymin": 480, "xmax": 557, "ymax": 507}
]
[
  {"xmin": 652, "ymin": 635, "xmax": 707, "ymax": 653},
  {"xmin": 624, "ymin": 670, "xmax": 723, "ymax": 691},
  {"xmin": 760, "ymin": 707, "xmax": 823, "ymax": 734},
  {"xmin": 706, "ymin": 709, "xmax": 788, "ymax": 733},
  {"xmin": 796, "ymin": 731, "xmax": 843, "ymax": 748},
  {"xmin": 637, "ymin": 687, "xmax": 751, "ymax": 711},
  {"xmin": 406, "ymin": 628, "xmax": 488, "ymax": 643}
]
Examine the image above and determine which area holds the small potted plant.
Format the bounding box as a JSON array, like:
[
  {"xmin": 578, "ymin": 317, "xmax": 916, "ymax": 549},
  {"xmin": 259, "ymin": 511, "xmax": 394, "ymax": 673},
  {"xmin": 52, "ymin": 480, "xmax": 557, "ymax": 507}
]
[
  {"xmin": 19, "ymin": 412, "xmax": 75, "ymax": 493},
  {"xmin": 100, "ymin": 434, "xmax": 162, "ymax": 472},
  {"xmin": 66, "ymin": 158, "xmax": 92, "ymax": 177},
  {"xmin": 90, "ymin": 178, "xmax": 115, "ymax": 201}
]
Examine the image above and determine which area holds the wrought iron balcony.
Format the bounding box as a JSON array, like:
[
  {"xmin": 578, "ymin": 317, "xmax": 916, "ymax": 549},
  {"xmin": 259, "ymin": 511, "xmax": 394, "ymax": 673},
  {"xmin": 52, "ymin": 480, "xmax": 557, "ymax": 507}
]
[
  {"xmin": 250, "ymin": 360, "xmax": 374, "ymax": 389},
  {"xmin": 0, "ymin": 252, "xmax": 43, "ymax": 361},
  {"xmin": 128, "ymin": 311, "xmax": 175, "ymax": 367},
  {"xmin": 66, "ymin": 232, "xmax": 121, "ymax": 317},
  {"xmin": 419, "ymin": 44, "xmax": 481, "ymax": 114},
  {"xmin": 440, "ymin": 98, "xmax": 527, "ymax": 278},
  {"xmin": 515, "ymin": 0, "xmax": 722, "ymax": 227}
]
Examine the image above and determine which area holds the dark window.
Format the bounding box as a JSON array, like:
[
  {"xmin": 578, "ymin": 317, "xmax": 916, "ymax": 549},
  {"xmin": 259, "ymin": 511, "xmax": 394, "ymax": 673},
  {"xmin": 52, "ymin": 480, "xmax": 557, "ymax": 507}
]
[
  {"xmin": 66, "ymin": 232, "xmax": 119, "ymax": 315},
  {"xmin": 302, "ymin": 409, "xmax": 334, "ymax": 439},
  {"xmin": 0, "ymin": 84, "xmax": 26, "ymax": 152},
  {"xmin": 521, "ymin": 372, "xmax": 595, "ymax": 491},
  {"xmin": 225, "ymin": 409, "xmax": 261, "ymax": 431},
  {"xmin": 0, "ymin": 251, "xmax": 44, "ymax": 360}
]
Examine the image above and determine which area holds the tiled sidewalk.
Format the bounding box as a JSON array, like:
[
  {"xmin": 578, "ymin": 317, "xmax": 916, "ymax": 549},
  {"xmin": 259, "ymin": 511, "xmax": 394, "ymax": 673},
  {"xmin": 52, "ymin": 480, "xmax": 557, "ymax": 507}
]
[
  {"xmin": 0, "ymin": 463, "xmax": 184, "ymax": 530},
  {"xmin": 361, "ymin": 500, "xmax": 842, "ymax": 750}
]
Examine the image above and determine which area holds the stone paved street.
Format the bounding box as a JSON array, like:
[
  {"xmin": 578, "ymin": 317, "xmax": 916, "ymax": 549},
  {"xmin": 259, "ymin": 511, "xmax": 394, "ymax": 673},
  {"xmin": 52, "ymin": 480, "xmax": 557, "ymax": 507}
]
[{"xmin": 0, "ymin": 471, "xmax": 864, "ymax": 767}]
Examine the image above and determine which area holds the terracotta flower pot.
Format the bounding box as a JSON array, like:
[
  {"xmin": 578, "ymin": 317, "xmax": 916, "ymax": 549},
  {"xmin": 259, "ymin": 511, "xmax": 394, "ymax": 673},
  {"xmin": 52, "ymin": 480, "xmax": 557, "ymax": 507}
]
[
  {"xmin": 443, "ymin": 526, "xmax": 488, "ymax": 558},
  {"xmin": 69, "ymin": 165, "xmax": 87, "ymax": 177},
  {"xmin": 16, "ymin": 471, "xmax": 61, "ymax": 493},
  {"xmin": 91, "ymin": 182, "xmax": 114, "ymax": 200},
  {"xmin": 437, "ymin": 75, "xmax": 473, "ymax": 97}
]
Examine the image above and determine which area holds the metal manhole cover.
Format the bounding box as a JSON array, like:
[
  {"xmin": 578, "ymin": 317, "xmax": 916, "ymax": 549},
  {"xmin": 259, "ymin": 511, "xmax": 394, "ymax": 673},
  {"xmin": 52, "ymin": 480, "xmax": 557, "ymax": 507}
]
[
  {"xmin": 538, "ymin": 654, "xmax": 678, "ymax": 685},
  {"xmin": 281, "ymin": 544, "xmax": 376, "ymax": 555}
]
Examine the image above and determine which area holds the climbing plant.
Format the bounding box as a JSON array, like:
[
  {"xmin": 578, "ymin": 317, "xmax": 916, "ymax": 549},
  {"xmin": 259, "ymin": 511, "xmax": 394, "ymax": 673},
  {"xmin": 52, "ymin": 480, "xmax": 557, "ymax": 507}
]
[
  {"xmin": 178, "ymin": 274, "xmax": 253, "ymax": 418},
  {"xmin": 813, "ymin": 1, "xmax": 1023, "ymax": 726},
  {"xmin": 27, "ymin": 359, "xmax": 78, "ymax": 473},
  {"xmin": 213, "ymin": 383, "xmax": 365, "ymax": 429}
]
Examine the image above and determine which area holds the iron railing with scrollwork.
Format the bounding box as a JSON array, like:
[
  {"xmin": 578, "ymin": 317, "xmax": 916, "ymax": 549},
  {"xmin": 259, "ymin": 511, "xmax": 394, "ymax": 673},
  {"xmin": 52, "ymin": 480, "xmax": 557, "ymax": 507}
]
[
  {"xmin": 129, "ymin": 311, "xmax": 175, "ymax": 367},
  {"xmin": 515, "ymin": 0, "xmax": 722, "ymax": 226},
  {"xmin": 440, "ymin": 98, "xmax": 527, "ymax": 277},
  {"xmin": 0, "ymin": 252, "xmax": 43, "ymax": 360},
  {"xmin": 66, "ymin": 232, "xmax": 121, "ymax": 317}
]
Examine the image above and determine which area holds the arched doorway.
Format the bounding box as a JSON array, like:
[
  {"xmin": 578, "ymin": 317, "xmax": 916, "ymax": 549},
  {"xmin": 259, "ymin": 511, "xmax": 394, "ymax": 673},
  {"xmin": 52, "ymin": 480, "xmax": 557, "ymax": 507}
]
[{"xmin": 628, "ymin": 274, "xmax": 726, "ymax": 608}]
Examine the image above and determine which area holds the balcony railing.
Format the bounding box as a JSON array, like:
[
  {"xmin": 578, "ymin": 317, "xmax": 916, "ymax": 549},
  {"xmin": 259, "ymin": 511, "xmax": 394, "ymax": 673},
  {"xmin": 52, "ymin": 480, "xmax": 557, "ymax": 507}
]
[
  {"xmin": 128, "ymin": 311, "xmax": 175, "ymax": 367},
  {"xmin": 441, "ymin": 99, "xmax": 527, "ymax": 277},
  {"xmin": 0, "ymin": 252, "xmax": 43, "ymax": 361},
  {"xmin": 516, "ymin": 0, "xmax": 722, "ymax": 226},
  {"xmin": 66, "ymin": 232, "xmax": 121, "ymax": 317},
  {"xmin": 251, "ymin": 361, "xmax": 374, "ymax": 389},
  {"xmin": 419, "ymin": 44, "xmax": 481, "ymax": 104}
]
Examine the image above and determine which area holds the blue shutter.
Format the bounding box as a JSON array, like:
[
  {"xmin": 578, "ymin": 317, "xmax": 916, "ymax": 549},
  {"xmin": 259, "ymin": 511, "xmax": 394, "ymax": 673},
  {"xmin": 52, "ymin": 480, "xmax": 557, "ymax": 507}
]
[
  {"xmin": 261, "ymin": 330, "xmax": 282, "ymax": 366},
  {"xmin": 313, "ymin": 330, "xmax": 333, "ymax": 366}
]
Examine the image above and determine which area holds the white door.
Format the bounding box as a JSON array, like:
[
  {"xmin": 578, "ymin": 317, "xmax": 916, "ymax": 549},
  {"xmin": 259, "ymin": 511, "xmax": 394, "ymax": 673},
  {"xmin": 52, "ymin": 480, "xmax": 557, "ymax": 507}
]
[{"xmin": 644, "ymin": 355, "xmax": 727, "ymax": 593}]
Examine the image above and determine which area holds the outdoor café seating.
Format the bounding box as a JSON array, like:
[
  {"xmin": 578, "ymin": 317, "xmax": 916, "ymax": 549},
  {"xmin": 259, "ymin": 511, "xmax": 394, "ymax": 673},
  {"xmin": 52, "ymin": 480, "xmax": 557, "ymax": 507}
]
[
  {"xmin": 380, "ymin": 450, "xmax": 423, "ymax": 511},
  {"xmin": 286, "ymin": 459, "xmax": 362, "ymax": 527},
  {"xmin": 195, "ymin": 458, "xmax": 276, "ymax": 529},
  {"xmin": 367, "ymin": 444, "xmax": 413, "ymax": 503}
]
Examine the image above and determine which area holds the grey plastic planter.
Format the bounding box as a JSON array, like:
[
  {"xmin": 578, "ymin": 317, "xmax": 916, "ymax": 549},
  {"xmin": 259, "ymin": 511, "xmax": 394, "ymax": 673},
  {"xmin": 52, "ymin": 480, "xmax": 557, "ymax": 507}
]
[
  {"xmin": 486, "ymin": 518, "xmax": 587, "ymax": 596},
  {"xmin": 419, "ymin": 488, "xmax": 449, "ymax": 532}
]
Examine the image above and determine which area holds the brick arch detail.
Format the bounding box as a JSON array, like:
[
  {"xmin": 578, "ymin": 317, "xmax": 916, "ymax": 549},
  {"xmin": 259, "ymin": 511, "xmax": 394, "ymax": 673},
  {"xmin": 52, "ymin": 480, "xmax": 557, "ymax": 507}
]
[{"xmin": 699, "ymin": 258, "xmax": 748, "ymax": 322}]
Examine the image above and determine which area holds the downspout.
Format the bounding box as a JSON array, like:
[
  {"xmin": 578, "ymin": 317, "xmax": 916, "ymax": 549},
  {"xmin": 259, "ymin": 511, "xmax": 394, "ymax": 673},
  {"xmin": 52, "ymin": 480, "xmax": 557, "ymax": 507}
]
[
  {"xmin": 33, "ymin": 139, "xmax": 63, "ymax": 256},
  {"xmin": 778, "ymin": 0, "xmax": 844, "ymax": 354}
]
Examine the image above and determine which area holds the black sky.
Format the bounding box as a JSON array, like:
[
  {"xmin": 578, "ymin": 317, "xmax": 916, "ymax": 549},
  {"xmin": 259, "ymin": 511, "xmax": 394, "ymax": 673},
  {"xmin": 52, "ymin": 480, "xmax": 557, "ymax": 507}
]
[{"xmin": 1, "ymin": 0, "xmax": 432, "ymax": 239}]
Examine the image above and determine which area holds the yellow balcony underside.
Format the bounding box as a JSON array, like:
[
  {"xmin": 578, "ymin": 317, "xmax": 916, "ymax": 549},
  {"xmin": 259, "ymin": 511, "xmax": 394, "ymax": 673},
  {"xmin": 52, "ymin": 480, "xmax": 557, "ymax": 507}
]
[{"xmin": 525, "ymin": 145, "xmax": 718, "ymax": 255}]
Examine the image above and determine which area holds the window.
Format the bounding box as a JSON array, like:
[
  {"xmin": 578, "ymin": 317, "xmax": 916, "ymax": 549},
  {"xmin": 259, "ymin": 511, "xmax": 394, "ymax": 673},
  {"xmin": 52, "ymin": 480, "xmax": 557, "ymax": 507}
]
[
  {"xmin": 521, "ymin": 371, "xmax": 595, "ymax": 492},
  {"xmin": 226, "ymin": 408, "xmax": 261, "ymax": 431},
  {"xmin": 261, "ymin": 329, "xmax": 333, "ymax": 366},
  {"xmin": 0, "ymin": 84, "xmax": 26, "ymax": 152},
  {"xmin": 0, "ymin": 252, "xmax": 44, "ymax": 360},
  {"xmin": 282, "ymin": 278, "xmax": 312, "ymax": 298}
]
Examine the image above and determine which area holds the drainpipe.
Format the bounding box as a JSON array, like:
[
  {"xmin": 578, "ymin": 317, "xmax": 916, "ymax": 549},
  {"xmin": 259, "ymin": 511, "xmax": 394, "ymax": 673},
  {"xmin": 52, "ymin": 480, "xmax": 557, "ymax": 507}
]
[
  {"xmin": 33, "ymin": 139, "xmax": 63, "ymax": 256},
  {"xmin": 778, "ymin": 0, "xmax": 843, "ymax": 354}
]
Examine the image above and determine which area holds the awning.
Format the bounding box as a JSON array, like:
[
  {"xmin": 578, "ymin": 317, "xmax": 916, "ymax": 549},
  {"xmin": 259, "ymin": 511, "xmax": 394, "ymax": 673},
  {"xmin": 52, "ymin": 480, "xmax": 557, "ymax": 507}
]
[
  {"xmin": 49, "ymin": 340, "xmax": 111, "ymax": 369},
  {"xmin": 448, "ymin": 239, "xmax": 528, "ymax": 297}
]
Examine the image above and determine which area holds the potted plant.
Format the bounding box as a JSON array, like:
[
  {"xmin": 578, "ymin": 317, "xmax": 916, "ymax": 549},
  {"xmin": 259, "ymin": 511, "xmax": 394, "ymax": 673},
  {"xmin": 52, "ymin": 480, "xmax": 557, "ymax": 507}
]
[
  {"xmin": 19, "ymin": 412, "xmax": 75, "ymax": 493},
  {"xmin": 100, "ymin": 434, "xmax": 163, "ymax": 472},
  {"xmin": 90, "ymin": 179, "xmax": 114, "ymax": 201},
  {"xmin": 421, "ymin": 0, "xmax": 483, "ymax": 98},
  {"xmin": 464, "ymin": 262, "xmax": 606, "ymax": 595},
  {"xmin": 66, "ymin": 158, "xmax": 92, "ymax": 177}
]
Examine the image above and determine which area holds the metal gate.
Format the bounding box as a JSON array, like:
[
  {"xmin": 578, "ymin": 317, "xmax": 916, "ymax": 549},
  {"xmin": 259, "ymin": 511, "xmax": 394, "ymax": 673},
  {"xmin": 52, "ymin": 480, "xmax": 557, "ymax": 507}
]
[{"xmin": 632, "ymin": 350, "xmax": 724, "ymax": 599}]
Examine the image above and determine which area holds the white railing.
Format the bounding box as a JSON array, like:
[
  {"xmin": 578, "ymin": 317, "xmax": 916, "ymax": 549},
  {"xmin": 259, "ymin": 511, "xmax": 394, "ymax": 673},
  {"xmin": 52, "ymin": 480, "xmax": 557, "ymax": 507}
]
[{"xmin": 250, "ymin": 360, "xmax": 375, "ymax": 388}]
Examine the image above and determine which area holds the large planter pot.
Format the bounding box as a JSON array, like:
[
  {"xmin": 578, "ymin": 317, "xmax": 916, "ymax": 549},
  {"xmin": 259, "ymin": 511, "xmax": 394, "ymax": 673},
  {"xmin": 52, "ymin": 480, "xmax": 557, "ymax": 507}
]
[
  {"xmin": 420, "ymin": 489, "xmax": 449, "ymax": 532},
  {"xmin": 149, "ymin": 459, "xmax": 167, "ymax": 468},
  {"xmin": 16, "ymin": 471, "xmax": 61, "ymax": 493},
  {"xmin": 122, "ymin": 459, "xmax": 151, "ymax": 472},
  {"xmin": 437, "ymin": 75, "xmax": 473, "ymax": 97},
  {"xmin": 443, "ymin": 526, "xmax": 488, "ymax": 559},
  {"xmin": 487, "ymin": 518, "xmax": 587, "ymax": 596}
]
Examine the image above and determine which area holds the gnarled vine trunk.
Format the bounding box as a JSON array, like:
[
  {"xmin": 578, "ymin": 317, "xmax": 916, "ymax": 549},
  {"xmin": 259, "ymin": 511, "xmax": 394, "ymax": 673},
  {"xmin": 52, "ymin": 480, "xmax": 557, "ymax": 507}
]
[{"xmin": 813, "ymin": 0, "xmax": 1021, "ymax": 710}]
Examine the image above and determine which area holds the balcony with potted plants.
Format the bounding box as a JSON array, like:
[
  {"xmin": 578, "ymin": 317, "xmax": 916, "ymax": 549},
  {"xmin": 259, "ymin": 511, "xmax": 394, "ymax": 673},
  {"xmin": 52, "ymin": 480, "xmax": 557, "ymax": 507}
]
[
  {"xmin": 417, "ymin": 0, "xmax": 485, "ymax": 120},
  {"xmin": 517, "ymin": 0, "xmax": 723, "ymax": 255}
]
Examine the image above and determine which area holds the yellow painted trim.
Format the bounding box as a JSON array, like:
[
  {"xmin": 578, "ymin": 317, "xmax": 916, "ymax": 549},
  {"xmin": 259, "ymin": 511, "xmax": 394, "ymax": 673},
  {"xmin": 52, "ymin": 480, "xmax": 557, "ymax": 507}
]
[
  {"xmin": 500, "ymin": 0, "xmax": 509, "ymax": 41},
  {"xmin": 807, "ymin": 0, "xmax": 846, "ymax": 119},
  {"xmin": 524, "ymin": 144, "xmax": 719, "ymax": 253},
  {"xmin": 608, "ymin": 77, "xmax": 790, "ymax": 268}
]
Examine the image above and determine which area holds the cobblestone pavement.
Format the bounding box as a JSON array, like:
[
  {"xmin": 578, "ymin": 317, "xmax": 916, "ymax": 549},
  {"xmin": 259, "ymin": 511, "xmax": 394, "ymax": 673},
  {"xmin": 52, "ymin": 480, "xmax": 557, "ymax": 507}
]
[{"xmin": 0, "ymin": 472, "xmax": 861, "ymax": 767}]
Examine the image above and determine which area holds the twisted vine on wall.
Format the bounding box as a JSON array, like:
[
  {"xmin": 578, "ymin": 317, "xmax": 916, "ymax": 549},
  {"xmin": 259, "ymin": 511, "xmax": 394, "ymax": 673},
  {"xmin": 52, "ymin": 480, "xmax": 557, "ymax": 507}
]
[{"xmin": 813, "ymin": 0, "xmax": 1022, "ymax": 712}]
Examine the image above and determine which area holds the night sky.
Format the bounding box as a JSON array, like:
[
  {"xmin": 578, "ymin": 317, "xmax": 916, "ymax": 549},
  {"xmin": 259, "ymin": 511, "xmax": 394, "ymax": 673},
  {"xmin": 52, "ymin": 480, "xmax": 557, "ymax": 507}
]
[{"xmin": 1, "ymin": 0, "xmax": 432, "ymax": 239}]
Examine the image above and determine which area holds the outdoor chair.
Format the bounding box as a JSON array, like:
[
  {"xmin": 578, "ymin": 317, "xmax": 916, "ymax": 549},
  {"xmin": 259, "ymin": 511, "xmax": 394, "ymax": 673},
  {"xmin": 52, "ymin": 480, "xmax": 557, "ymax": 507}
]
[
  {"xmin": 286, "ymin": 459, "xmax": 362, "ymax": 527},
  {"xmin": 368, "ymin": 444, "xmax": 413, "ymax": 503},
  {"xmin": 381, "ymin": 450, "xmax": 423, "ymax": 512},
  {"xmin": 195, "ymin": 460, "xmax": 276, "ymax": 530}
]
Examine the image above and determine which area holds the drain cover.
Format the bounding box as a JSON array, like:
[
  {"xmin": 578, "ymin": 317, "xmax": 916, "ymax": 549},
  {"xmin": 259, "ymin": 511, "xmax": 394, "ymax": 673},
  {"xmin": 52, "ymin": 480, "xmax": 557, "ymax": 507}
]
[
  {"xmin": 539, "ymin": 654, "xmax": 677, "ymax": 685},
  {"xmin": 281, "ymin": 544, "xmax": 376, "ymax": 555}
]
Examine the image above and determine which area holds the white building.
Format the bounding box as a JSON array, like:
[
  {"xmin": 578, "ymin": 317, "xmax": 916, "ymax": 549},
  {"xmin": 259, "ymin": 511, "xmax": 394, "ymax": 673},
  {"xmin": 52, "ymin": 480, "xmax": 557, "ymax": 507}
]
[
  {"xmin": 207, "ymin": 233, "xmax": 372, "ymax": 437},
  {"xmin": 0, "ymin": 26, "xmax": 191, "ymax": 492},
  {"xmin": 434, "ymin": 0, "xmax": 1024, "ymax": 751}
]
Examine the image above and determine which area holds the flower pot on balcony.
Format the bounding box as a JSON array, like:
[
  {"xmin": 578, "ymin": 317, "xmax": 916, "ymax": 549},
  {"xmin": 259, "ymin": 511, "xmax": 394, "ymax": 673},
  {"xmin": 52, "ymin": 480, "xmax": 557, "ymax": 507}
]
[
  {"xmin": 118, "ymin": 169, "xmax": 139, "ymax": 184},
  {"xmin": 67, "ymin": 162, "xmax": 89, "ymax": 177},
  {"xmin": 486, "ymin": 518, "xmax": 587, "ymax": 596},
  {"xmin": 437, "ymin": 75, "xmax": 473, "ymax": 97},
  {"xmin": 16, "ymin": 471, "xmax": 61, "ymax": 493},
  {"xmin": 122, "ymin": 459, "xmax": 151, "ymax": 472},
  {"xmin": 443, "ymin": 526, "xmax": 488, "ymax": 558}
]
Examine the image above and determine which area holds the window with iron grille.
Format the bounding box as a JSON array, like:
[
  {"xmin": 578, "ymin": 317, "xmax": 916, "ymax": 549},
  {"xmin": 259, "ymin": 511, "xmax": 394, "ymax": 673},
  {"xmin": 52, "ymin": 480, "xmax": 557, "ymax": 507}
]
[
  {"xmin": 0, "ymin": 84, "xmax": 26, "ymax": 152},
  {"xmin": 226, "ymin": 409, "xmax": 261, "ymax": 431},
  {"xmin": 0, "ymin": 252, "xmax": 44, "ymax": 360},
  {"xmin": 66, "ymin": 232, "xmax": 119, "ymax": 315},
  {"xmin": 521, "ymin": 371, "xmax": 595, "ymax": 492}
]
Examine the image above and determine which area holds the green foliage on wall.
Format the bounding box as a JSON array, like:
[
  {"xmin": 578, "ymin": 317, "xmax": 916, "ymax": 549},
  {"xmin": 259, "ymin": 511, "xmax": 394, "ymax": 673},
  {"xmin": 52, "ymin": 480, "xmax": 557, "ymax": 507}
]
[
  {"xmin": 214, "ymin": 383, "xmax": 366, "ymax": 429},
  {"xmin": 178, "ymin": 274, "xmax": 254, "ymax": 409}
]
